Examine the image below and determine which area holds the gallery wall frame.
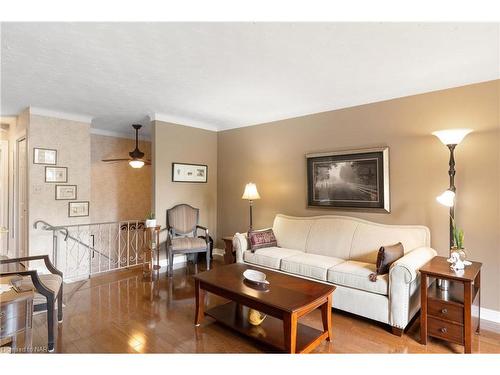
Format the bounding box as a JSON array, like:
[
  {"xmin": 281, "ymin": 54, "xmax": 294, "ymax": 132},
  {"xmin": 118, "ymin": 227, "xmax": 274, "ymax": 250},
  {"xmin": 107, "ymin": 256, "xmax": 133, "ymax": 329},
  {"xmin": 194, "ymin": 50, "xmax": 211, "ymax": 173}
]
[
  {"xmin": 55, "ymin": 185, "xmax": 77, "ymax": 200},
  {"xmin": 33, "ymin": 147, "xmax": 57, "ymax": 165},
  {"xmin": 306, "ymin": 147, "xmax": 390, "ymax": 212},
  {"xmin": 68, "ymin": 201, "xmax": 89, "ymax": 217},
  {"xmin": 45, "ymin": 166, "xmax": 68, "ymax": 183}
]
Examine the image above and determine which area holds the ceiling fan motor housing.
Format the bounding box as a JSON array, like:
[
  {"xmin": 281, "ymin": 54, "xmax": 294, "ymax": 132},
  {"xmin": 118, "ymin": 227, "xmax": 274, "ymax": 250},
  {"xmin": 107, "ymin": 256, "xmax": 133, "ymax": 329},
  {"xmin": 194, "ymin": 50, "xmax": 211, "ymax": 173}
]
[{"xmin": 129, "ymin": 124, "xmax": 145, "ymax": 159}]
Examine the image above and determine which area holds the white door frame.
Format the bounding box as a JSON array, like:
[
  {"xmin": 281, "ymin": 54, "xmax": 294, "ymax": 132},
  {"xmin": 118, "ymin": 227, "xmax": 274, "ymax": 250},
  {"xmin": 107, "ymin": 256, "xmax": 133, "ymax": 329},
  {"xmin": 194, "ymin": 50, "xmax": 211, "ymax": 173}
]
[
  {"xmin": 0, "ymin": 140, "xmax": 8, "ymax": 255},
  {"xmin": 14, "ymin": 136, "xmax": 28, "ymax": 258}
]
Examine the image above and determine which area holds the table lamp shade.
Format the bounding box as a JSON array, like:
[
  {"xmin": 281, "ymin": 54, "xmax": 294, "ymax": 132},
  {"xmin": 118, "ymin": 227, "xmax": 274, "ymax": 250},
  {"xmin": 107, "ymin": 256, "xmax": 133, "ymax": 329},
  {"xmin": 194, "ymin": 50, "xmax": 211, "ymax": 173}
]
[
  {"xmin": 242, "ymin": 183, "xmax": 261, "ymax": 200},
  {"xmin": 432, "ymin": 128, "xmax": 472, "ymax": 146}
]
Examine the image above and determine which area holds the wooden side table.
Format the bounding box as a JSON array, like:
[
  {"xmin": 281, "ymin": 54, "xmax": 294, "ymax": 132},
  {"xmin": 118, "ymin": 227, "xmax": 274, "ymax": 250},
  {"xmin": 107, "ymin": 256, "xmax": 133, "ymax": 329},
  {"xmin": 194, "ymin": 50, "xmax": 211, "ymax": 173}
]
[
  {"xmin": 0, "ymin": 276, "xmax": 34, "ymax": 352},
  {"xmin": 143, "ymin": 226, "xmax": 161, "ymax": 277},
  {"xmin": 419, "ymin": 256, "xmax": 482, "ymax": 353},
  {"xmin": 222, "ymin": 236, "xmax": 235, "ymax": 264}
]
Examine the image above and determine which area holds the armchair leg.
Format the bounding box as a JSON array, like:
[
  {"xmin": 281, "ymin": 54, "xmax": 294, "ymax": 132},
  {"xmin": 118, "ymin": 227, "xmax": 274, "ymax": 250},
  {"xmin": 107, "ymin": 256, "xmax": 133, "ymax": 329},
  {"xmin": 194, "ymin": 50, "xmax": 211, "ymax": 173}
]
[
  {"xmin": 206, "ymin": 250, "xmax": 210, "ymax": 271},
  {"xmin": 168, "ymin": 250, "xmax": 174, "ymax": 277},
  {"xmin": 57, "ymin": 286, "xmax": 63, "ymax": 323},
  {"xmin": 47, "ymin": 296, "xmax": 55, "ymax": 352}
]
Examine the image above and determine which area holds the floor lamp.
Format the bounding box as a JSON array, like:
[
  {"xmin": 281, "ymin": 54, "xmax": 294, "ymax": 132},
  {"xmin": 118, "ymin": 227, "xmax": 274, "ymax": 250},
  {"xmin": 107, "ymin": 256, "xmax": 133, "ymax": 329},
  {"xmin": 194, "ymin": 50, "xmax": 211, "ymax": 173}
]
[
  {"xmin": 433, "ymin": 128, "xmax": 472, "ymax": 289},
  {"xmin": 242, "ymin": 182, "xmax": 260, "ymax": 232}
]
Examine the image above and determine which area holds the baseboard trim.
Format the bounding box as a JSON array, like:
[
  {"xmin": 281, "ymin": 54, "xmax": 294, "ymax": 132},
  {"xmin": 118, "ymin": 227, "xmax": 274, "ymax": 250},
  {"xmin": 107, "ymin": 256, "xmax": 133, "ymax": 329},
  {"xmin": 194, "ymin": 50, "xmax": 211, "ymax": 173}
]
[{"xmin": 473, "ymin": 307, "xmax": 500, "ymax": 324}]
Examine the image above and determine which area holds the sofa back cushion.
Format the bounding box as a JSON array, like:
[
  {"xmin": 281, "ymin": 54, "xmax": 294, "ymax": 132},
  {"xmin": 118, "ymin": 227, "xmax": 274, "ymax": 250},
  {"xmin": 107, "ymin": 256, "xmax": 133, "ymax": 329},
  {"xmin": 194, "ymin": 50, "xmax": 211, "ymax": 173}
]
[
  {"xmin": 272, "ymin": 215, "xmax": 312, "ymax": 251},
  {"xmin": 350, "ymin": 222, "xmax": 430, "ymax": 263},
  {"xmin": 272, "ymin": 214, "xmax": 430, "ymax": 263},
  {"xmin": 305, "ymin": 218, "xmax": 357, "ymax": 259}
]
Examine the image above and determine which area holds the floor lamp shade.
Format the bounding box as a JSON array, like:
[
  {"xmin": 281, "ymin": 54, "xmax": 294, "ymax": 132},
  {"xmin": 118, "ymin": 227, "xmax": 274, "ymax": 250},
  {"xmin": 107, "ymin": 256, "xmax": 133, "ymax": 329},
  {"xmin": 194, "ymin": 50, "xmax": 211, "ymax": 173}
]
[
  {"xmin": 242, "ymin": 183, "xmax": 260, "ymax": 231},
  {"xmin": 242, "ymin": 183, "xmax": 261, "ymax": 200}
]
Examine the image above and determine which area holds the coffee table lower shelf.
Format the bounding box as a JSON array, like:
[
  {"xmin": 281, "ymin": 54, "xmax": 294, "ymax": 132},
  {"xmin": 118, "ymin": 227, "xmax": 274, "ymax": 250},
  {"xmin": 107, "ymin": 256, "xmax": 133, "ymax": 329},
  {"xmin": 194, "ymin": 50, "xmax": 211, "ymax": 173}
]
[{"xmin": 205, "ymin": 301, "xmax": 327, "ymax": 353}]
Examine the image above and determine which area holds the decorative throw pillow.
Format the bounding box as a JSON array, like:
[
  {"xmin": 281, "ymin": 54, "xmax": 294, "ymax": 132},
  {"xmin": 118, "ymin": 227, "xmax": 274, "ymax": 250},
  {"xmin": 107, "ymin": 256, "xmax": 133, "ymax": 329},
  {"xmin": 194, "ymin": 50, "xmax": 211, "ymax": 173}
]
[
  {"xmin": 248, "ymin": 229, "xmax": 277, "ymax": 252},
  {"xmin": 368, "ymin": 242, "xmax": 404, "ymax": 282}
]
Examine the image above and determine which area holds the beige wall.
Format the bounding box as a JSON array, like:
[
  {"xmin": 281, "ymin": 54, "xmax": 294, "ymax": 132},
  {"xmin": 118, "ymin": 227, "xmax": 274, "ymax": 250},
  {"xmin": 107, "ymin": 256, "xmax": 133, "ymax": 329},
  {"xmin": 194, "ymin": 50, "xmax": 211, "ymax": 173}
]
[
  {"xmin": 218, "ymin": 80, "xmax": 500, "ymax": 311},
  {"xmin": 153, "ymin": 121, "xmax": 218, "ymax": 254},
  {"xmin": 91, "ymin": 134, "xmax": 151, "ymax": 222},
  {"xmin": 28, "ymin": 114, "xmax": 91, "ymax": 256}
]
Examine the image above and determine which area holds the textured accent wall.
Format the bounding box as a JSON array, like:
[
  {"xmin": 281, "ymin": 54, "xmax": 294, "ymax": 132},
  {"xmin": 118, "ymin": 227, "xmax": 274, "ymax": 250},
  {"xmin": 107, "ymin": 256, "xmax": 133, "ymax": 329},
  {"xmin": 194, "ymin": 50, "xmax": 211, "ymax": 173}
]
[
  {"xmin": 217, "ymin": 80, "xmax": 500, "ymax": 311},
  {"xmin": 28, "ymin": 113, "xmax": 91, "ymax": 256},
  {"xmin": 153, "ymin": 121, "xmax": 217, "ymax": 259},
  {"xmin": 90, "ymin": 134, "xmax": 151, "ymax": 223}
]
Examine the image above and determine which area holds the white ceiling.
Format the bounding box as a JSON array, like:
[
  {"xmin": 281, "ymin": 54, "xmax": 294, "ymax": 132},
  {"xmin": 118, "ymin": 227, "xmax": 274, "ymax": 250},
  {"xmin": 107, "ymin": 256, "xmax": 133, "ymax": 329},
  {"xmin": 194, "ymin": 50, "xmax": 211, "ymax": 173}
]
[{"xmin": 1, "ymin": 22, "xmax": 499, "ymax": 137}]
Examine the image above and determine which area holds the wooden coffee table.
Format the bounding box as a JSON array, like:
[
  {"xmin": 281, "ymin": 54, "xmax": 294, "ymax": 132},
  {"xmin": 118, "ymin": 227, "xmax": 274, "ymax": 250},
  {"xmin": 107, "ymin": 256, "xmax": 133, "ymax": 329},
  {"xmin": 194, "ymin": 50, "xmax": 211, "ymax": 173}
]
[{"xmin": 193, "ymin": 263, "xmax": 335, "ymax": 353}]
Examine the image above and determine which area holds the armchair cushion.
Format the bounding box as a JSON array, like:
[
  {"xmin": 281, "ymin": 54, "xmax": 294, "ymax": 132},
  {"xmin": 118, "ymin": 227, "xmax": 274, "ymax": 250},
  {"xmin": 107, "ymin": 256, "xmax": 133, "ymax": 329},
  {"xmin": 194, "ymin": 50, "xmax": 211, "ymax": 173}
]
[
  {"xmin": 170, "ymin": 237, "xmax": 207, "ymax": 251},
  {"xmin": 21, "ymin": 274, "xmax": 62, "ymax": 304}
]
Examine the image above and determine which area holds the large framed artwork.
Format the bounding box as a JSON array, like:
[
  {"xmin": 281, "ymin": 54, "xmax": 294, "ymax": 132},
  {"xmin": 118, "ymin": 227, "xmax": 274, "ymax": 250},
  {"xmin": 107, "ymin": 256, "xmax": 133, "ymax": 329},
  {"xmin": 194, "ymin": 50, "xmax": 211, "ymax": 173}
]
[
  {"xmin": 306, "ymin": 147, "xmax": 390, "ymax": 212},
  {"xmin": 172, "ymin": 162, "xmax": 208, "ymax": 183}
]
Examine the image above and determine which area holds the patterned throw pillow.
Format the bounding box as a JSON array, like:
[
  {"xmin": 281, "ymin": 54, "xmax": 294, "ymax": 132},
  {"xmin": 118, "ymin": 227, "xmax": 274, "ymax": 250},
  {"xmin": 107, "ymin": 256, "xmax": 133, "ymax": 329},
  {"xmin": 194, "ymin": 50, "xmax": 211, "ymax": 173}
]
[
  {"xmin": 369, "ymin": 242, "xmax": 404, "ymax": 282},
  {"xmin": 248, "ymin": 229, "xmax": 277, "ymax": 252}
]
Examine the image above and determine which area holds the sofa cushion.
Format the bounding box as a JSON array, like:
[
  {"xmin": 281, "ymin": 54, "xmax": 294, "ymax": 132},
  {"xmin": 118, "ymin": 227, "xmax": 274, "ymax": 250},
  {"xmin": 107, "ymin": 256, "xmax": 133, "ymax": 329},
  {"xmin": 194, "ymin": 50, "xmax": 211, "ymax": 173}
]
[
  {"xmin": 272, "ymin": 215, "xmax": 312, "ymax": 251},
  {"xmin": 327, "ymin": 261, "xmax": 388, "ymax": 296},
  {"xmin": 243, "ymin": 247, "xmax": 303, "ymax": 269},
  {"xmin": 281, "ymin": 253, "xmax": 345, "ymax": 281},
  {"xmin": 305, "ymin": 217, "xmax": 357, "ymax": 259}
]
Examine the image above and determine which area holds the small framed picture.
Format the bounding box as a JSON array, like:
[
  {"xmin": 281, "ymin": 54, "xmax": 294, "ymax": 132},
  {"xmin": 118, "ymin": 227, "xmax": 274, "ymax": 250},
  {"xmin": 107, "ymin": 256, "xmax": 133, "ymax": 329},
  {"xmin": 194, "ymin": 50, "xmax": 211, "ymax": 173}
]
[
  {"xmin": 55, "ymin": 185, "xmax": 77, "ymax": 200},
  {"xmin": 172, "ymin": 162, "xmax": 208, "ymax": 183},
  {"xmin": 45, "ymin": 166, "xmax": 68, "ymax": 183},
  {"xmin": 68, "ymin": 201, "xmax": 89, "ymax": 217},
  {"xmin": 34, "ymin": 148, "xmax": 57, "ymax": 165}
]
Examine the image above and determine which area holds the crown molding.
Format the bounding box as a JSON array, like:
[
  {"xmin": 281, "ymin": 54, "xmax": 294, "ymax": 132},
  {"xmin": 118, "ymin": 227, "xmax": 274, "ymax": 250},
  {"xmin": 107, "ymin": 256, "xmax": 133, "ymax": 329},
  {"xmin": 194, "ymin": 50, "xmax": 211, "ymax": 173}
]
[
  {"xmin": 90, "ymin": 127, "xmax": 151, "ymax": 141},
  {"xmin": 150, "ymin": 112, "xmax": 218, "ymax": 132},
  {"xmin": 30, "ymin": 106, "xmax": 93, "ymax": 124}
]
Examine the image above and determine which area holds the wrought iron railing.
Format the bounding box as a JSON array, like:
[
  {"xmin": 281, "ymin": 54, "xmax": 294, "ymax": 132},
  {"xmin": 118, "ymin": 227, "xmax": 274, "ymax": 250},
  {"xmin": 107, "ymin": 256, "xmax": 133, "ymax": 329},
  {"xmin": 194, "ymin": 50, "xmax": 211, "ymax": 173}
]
[{"xmin": 33, "ymin": 220, "xmax": 147, "ymax": 281}]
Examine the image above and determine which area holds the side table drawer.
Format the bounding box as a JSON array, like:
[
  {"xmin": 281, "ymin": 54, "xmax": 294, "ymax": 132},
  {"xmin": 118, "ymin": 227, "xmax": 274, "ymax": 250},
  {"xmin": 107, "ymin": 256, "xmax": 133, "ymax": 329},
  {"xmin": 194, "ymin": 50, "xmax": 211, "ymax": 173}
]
[
  {"xmin": 428, "ymin": 317, "xmax": 463, "ymax": 345},
  {"xmin": 428, "ymin": 299, "xmax": 464, "ymax": 324}
]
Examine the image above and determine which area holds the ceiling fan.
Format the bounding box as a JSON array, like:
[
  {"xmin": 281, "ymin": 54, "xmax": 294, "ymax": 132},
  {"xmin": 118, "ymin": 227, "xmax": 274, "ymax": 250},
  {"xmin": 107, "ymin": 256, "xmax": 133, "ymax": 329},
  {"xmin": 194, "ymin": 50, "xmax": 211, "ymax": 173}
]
[{"xmin": 101, "ymin": 124, "xmax": 151, "ymax": 168}]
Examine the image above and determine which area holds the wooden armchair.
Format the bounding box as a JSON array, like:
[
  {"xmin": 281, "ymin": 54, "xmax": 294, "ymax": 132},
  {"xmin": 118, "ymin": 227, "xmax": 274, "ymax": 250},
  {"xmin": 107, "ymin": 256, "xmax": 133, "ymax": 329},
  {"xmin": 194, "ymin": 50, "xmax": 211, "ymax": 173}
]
[
  {"xmin": 0, "ymin": 255, "xmax": 63, "ymax": 352},
  {"xmin": 166, "ymin": 204, "xmax": 210, "ymax": 277}
]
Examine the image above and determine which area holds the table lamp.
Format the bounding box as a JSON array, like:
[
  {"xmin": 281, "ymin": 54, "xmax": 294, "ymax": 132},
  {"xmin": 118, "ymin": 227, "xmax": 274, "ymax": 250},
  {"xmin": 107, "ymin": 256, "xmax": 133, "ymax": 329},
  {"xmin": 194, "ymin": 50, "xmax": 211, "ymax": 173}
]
[{"xmin": 242, "ymin": 183, "xmax": 260, "ymax": 231}]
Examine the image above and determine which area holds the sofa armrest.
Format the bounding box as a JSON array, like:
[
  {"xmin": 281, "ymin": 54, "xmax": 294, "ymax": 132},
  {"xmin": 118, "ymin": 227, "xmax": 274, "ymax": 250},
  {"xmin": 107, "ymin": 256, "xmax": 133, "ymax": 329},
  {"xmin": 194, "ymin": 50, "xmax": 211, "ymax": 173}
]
[
  {"xmin": 232, "ymin": 233, "xmax": 248, "ymax": 263},
  {"xmin": 388, "ymin": 246, "xmax": 437, "ymax": 328},
  {"xmin": 390, "ymin": 246, "xmax": 437, "ymax": 284}
]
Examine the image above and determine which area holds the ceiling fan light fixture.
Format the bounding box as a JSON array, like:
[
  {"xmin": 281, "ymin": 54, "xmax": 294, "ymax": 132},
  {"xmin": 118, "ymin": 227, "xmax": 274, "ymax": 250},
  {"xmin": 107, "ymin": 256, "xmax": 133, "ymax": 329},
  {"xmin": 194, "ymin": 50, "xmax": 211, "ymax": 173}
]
[{"xmin": 129, "ymin": 159, "xmax": 145, "ymax": 169}]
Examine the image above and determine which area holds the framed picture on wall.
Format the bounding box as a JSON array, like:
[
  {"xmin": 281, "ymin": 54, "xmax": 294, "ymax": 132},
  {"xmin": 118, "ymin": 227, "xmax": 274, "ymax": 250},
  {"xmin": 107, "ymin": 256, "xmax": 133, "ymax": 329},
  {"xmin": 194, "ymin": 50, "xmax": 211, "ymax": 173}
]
[
  {"xmin": 33, "ymin": 148, "xmax": 57, "ymax": 165},
  {"xmin": 306, "ymin": 147, "xmax": 390, "ymax": 212},
  {"xmin": 55, "ymin": 185, "xmax": 77, "ymax": 200},
  {"xmin": 45, "ymin": 166, "xmax": 68, "ymax": 183},
  {"xmin": 68, "ymin": 201, "xmax": 89, "ymax": 217},
  {"xmin": 172, "ymin": 162, "xmax": 208, "ymax": 183}
]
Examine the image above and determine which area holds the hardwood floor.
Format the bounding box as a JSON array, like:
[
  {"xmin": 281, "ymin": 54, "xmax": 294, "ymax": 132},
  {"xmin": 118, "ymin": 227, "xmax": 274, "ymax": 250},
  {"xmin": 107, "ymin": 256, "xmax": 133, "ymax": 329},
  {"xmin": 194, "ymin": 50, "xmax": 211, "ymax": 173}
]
[{"xmin": 23, "ymin": 257, "xmax": 500, "ymax": 353}]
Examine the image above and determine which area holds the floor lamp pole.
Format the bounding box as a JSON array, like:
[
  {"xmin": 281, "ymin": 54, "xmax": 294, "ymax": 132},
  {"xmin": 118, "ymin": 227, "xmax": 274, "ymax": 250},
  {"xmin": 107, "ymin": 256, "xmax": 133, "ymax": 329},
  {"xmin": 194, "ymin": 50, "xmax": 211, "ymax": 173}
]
[
  {"xmin": 447, "ymin": 144, "xmax": 457, "ymax": 251},
  {"xmin": 248, "ymin": 200, "xmax": 253, "ymax": 232}
]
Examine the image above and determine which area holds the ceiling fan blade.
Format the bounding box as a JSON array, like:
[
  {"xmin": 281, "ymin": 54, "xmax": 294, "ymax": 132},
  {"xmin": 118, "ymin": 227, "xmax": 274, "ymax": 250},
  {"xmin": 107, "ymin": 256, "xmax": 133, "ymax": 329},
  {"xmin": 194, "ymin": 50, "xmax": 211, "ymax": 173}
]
[{"xmin": 101, "ymin": 158, "xmax": 130, "ymax": 162}]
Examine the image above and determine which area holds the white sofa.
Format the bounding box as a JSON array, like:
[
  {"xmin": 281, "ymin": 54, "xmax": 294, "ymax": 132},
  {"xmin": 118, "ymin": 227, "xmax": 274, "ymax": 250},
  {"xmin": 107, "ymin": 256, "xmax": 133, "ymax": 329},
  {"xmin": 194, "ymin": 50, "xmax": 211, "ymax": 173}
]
[{"xmin": 233, "ymin": 214, "xmax": 437, "ymax": 333}]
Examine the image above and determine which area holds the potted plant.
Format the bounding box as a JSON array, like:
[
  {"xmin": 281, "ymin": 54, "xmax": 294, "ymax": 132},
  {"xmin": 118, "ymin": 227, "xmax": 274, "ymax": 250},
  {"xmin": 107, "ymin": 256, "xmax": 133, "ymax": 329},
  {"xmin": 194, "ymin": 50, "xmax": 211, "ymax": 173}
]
[
  {"xmin": 145, "ymin": 212, "xmax": 156, "ymax": 228},
  {"xmin": 451, "ymin": 218, "xmax": 466, "ymax": 261}
]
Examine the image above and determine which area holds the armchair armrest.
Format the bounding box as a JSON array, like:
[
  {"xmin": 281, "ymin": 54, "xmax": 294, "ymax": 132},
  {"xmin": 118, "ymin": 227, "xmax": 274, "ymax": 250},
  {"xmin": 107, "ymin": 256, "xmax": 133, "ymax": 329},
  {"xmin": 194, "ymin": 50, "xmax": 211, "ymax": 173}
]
[
  {"xmin": 0, "ymin": 269, "xmax": 54, "ymax": 298},
  {"xmin": 196, "ymin": 225, "xmax": 209, "ymax": 244},
  {"xmin": 388, "ymin": 246, "xmax": 437, "ymax": 328},
  {"xmin": 0, "ymin": 255, "xmax": 62, "ymax": 277}
]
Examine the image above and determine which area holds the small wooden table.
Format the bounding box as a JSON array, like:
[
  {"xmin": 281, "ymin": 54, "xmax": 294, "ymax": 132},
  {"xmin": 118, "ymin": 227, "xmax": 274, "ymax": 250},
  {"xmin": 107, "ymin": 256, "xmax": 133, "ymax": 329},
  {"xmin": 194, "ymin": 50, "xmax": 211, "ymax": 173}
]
[
  {"xmin": 222, "ymin": 236, "xmax": 235, "ymax": 264},
  {"xmin": 194, "ymin": 263, "xmax": 335, "ymax": 353},
  {"xmin": 143, "ymin": 226, "xmax": 161, "ymax": 277},
  {"xmin": 419, "ymin": 256, "xmax": 482, "ymax": 354},
  {"xmin": 0, "ymin": 276, "xmax": 34, "ymax": 352}
]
